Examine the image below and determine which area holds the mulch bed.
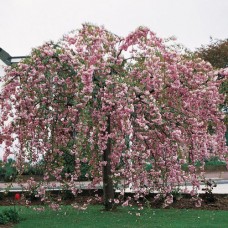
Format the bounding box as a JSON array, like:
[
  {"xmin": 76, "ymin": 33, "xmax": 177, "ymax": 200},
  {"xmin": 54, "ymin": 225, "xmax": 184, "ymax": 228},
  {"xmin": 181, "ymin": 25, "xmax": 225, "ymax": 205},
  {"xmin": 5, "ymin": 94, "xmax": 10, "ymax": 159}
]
[
  {"xmin": 1, "ymin": 193, "xmax": 228, "ymax": 210},
  {"xmin": 163, "ymin": 195, "xmax": 228, "ymax": 210}
]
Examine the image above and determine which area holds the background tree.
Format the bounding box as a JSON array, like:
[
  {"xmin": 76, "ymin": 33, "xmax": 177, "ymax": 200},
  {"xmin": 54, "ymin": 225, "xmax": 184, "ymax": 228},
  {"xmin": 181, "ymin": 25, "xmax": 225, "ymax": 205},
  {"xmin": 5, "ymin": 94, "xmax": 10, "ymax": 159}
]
[
  {"xmin": 0, "ymin": 24, "xmax": 227, "ymax": 210},
  {"xmin": 196, "ymin": 38, "xmax": 228, "ymax": 69}
]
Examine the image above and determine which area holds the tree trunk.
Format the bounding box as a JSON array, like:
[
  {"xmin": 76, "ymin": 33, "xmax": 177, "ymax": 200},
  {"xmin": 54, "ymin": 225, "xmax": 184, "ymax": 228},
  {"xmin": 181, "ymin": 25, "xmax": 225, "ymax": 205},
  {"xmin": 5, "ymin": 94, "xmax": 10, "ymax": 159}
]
[{"xmin": 103, "ymin": 114, "xmax": 115, "ymax": 210}]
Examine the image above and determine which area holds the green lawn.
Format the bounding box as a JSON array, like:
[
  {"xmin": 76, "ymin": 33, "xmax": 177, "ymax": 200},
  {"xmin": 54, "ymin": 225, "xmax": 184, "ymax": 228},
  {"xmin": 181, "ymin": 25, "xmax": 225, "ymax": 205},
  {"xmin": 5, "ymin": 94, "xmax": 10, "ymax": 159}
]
[{"xmin": 1, "ymin": 205, "xmax": 228, "ymax": 228}]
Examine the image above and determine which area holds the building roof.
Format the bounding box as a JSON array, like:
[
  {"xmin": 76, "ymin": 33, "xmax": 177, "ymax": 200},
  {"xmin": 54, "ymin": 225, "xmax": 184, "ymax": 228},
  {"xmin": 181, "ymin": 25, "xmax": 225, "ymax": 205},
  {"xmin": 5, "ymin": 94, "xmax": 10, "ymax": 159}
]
[
  {"xmin": 0, "ymin": 48, "xmax": 11, "ymax": 66},
  {"xmin": 0, "ymin": 47, "xmax": 28, "ymax": 66}
]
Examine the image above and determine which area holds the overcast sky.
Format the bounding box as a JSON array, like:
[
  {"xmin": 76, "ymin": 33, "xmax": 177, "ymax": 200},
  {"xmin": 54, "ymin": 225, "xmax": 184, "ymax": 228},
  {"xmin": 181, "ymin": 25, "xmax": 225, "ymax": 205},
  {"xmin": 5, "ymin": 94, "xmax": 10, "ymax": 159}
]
[{"xmin": 0, "ymin": 0, "xmax": 228, "ymax": 57}]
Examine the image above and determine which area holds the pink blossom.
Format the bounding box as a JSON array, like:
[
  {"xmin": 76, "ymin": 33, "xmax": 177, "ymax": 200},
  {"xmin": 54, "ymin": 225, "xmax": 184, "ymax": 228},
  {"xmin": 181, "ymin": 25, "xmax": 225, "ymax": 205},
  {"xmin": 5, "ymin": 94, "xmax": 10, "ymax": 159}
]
[{"xmin": 0, "ymin": 23, "xmax": 227, "ymax": 211}]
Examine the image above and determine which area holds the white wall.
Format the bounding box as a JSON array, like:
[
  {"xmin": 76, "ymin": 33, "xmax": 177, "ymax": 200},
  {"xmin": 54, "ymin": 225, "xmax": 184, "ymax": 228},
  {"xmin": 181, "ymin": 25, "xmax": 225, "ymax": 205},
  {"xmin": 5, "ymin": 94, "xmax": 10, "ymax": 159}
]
[{"xmin": 0, "ymin": 60, "xmax": 5, "ymax": 78}]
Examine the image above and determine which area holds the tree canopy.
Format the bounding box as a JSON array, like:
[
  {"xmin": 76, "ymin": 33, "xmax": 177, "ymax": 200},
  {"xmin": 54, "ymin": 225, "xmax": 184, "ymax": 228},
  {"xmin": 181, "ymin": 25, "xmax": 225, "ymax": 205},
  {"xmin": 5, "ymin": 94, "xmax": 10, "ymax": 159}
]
[{"xmin": 0, "ymin": 24, "xmax": 227, "ymax": 210}]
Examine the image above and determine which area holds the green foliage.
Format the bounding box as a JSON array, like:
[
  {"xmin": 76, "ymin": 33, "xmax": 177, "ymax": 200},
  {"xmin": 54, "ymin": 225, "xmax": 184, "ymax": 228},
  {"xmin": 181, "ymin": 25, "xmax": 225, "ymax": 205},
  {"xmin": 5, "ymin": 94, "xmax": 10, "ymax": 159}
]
[
  {"xmin": 201, "ymin": 179, "xmax": 217, "ymax": 203},
  {"xmin": 0, "ymin": 213, "xmax": 9, "ymax": 224},
  {"xmin": 22, "ymin": 161, "xmax": 45, "ymax": 176},
  {"xmin": 0, "ymin": 159, "xmax": 18, "ymax": 182},
  {"xmin": 226, "ymin": 130, "xmax": 228, "ymax": 146},
  {"xmin": 145, "ymin": 163, "xmax": 152, "ymax": 172},
  {"xmin": 196, "ymin": 38, "xmax": 228, "ymax": 69},
  {"xmin": 171, "ymin": 187, "xmax": 182, "ymax": 201},
  {"xmin": 61, "ymin": 148, "xmax": 75, "ymax": 174},
  {"xmin": 2, "ymin": 209, "xmax": 20, "ymax": 223},
  {"xmin": 204, "ymin": 156, "xmax": 226, "ymax": 166},
  {"xmin": 79, "ymin": 162, "xmax": 91, "ymax": 180},
  {"xmin": 0, "ymin": 159, "xmax": 44, "ymax": 181},
  {"xmin": 61, "ymin": 190, "xmax": 75, "ymax": 200},
  {"xmin": 58, "ymin": 144, "xmax": 91, "ymax": 181},
  {"xmin": 0, "ymin": 192, "xmax": 4, "ymax": 201},
  {"xmin": 181, "ymin": 156, "xmax": 227, "ymax": 172},
  {"xmin": 204, "ymin": 157, "xmax": 227, "ymax": 171},
  {"xmin": 0, "ymin": 209, "xmax": 21, "ymax": 224}
]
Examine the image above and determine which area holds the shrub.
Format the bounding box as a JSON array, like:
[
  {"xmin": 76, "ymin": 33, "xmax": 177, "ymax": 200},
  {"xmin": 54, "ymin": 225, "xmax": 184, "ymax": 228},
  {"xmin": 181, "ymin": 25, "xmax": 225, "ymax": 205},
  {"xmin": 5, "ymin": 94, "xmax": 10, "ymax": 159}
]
[
  {"xmin": 80, "ymin": 162, "xmax": 91, "ymax": 181},
  {"xmin": 22, "ymin": 161, "xmax": 45, "ymax": 176},
  {"xmin": 205, "ymin": 156, "xmax": 226, "ymax": 166},
  {"xmin": 0, "ymin": 159, "xmax": 18, "ymax": 182},
  {"xmin": 201, "ymin": 179, "xmax": 217, "ymax": 203},
  {"xmin": 0, "ymin": 209, "xmax": 21, "ymax": 224},
  {"xmin": 181, "ymin": 156, "xmax": 227, "ymax": 172},
  {"xmin": 0, "ymin": 213, "xmax": 9, "ymax": 225},
  {"xmin": 3, "ymin": 209, "xmax": 20, "ymax": 223}
]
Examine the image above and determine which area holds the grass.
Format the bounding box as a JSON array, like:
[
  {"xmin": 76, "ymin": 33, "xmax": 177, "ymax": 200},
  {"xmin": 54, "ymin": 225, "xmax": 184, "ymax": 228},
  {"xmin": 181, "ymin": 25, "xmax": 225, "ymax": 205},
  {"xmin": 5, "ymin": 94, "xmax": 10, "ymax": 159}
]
[{"xmin": 0, "ymin": 205, "xmax": 228, "ymax": 228}]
